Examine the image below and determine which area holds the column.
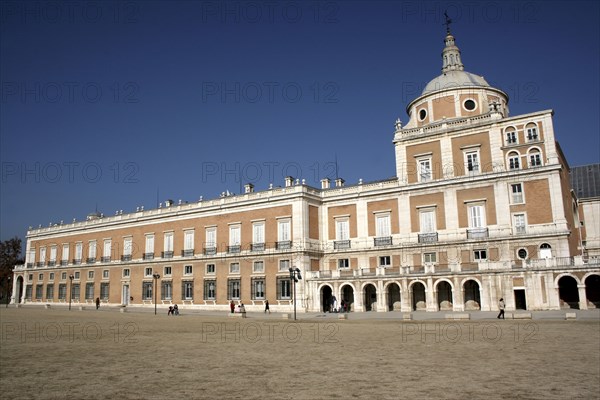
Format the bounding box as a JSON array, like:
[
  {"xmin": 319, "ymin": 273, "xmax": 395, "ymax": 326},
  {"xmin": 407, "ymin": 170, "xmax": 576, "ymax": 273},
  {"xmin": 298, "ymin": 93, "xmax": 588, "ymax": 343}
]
[
  {"xmin": 426, "ymin": 277, "xmax": 436, "ymax": 312},
  {"xmin": 578, "ymin": 285, "xmax": 588, "ymax": 310}
]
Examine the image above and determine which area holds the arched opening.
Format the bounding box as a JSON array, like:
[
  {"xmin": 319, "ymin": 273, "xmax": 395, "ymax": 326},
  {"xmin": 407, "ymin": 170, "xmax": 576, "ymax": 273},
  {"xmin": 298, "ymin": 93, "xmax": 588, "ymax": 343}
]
[
  {"xmin": 16, "ymin": 276, "xmax": 23, "ymax": 304},
  {"xmin": 558, "ymin": 276, "xmax": 580, "ymax": 309},
  {"xmin": 436, "ymin": 281, "xmax": 453, "ymax": 310},
  {"xmin": 411, "ymin": 282, "xmax": 426, "ymax": 311},
  {"xmin": 341, "ymin": 285, "xmax": 354, "ymax": 312},
  {"xmin": 363, "ymin": 284, "xmax": 377, "ymax": 312},
  {"xmin": 585, "ymin": 275, "xmax": 600, "ymax": 308},
  {"xmin": 540, "ymin": 243, "xmax": 552, "ymax": 259},
  {"xmin": 463, "ymin": 280, "xmax": 481, "ymax": 310},
  {"xmin": 387, "ymin": 283, "xmax": 401, "ymax": 311},
  {"xmin": 320, "ymin": 285, "xmax": 332, "ymax": 312}
]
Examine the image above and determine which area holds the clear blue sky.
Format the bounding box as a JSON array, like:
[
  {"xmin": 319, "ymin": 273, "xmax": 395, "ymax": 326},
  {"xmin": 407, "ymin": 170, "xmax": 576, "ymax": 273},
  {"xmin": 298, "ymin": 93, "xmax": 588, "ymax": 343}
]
[{"xmin": 1, "ymin": 1, "xmax": 599, "ymax": 245}]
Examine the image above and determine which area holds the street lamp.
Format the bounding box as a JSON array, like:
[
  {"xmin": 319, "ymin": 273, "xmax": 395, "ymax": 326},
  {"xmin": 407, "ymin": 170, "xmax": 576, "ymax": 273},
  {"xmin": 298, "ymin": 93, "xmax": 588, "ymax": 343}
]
[
  {"xmin": 68, "ymin": 274, "xmax": 74, "ymax": 310},
  {"xmin": 152, "ymin": 273, "xmax": 160, "ymax": 315},
  {"xmin": 288, "ymin": 266, "xmax": 302, "ymax": 321},
  {"xmin": 5, "ymin": 275, "xmax": 11, "ymax": 308}
]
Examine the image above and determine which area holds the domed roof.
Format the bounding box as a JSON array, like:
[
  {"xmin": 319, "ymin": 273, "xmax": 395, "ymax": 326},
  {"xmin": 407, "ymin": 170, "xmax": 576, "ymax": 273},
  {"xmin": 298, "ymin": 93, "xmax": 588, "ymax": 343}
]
[{"xmin": 422, "ymin": 70, "xmax": 489, "ymax": 95}]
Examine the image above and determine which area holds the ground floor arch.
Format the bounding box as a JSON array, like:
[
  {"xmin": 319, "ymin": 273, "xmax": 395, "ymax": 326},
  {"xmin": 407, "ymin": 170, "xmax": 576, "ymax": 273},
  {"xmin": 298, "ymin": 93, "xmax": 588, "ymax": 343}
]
[
  {"xmin": 320, "ymin": 285, "xmax": 333, "ymax": 312},
  {"xmin": 558, "ymin": 275, "xmax": 580, "ymax": 309},
  {"xmin": 363, "ymin": 283, "xmax": 377, "ymax": 311},
  {"xmin": 585, "ymin": 274, "xmax": 600, "ymax": 308},
  {"xmin": 411, "ymin": 281, "xmax": 426, "ymax": 311},
  {"xmin": 341, "ymin": 284, "xmax": 354, "ymax": 312},
  {"xmin": 387, "ymin": 283, "xmax": 401, "ymax": 311},
  {"xmin": 15, "ymin": 276, "xmax": 23, "ymax": 304},
  {"xmin": 436, "ymin": 281, "xmax": 453, "ymax": 310},
  {"xmin": 463, "ymin": 279, "xmax": 481, "ymax": 310}
]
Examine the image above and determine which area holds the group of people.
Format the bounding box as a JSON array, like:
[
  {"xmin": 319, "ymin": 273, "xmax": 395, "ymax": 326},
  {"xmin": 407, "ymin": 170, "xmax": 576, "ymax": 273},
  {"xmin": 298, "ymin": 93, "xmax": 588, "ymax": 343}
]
[
  {"xmin": 167, "ymin": 304, "xmax": 179, "ymax": 316},
  {"xmin": 230, "ymin": 300, "xmax": 246, "ymax": 314},
  {"xmin": 325, "ymin": 296, "xmax": 349, "ymax": 313}
]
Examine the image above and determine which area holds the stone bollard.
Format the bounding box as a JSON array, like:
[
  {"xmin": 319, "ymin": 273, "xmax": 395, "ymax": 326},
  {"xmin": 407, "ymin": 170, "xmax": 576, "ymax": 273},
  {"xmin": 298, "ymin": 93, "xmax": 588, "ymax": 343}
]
[{"xmin": 565, "ymin": 312, "xmax": 577, "ymax": 320}]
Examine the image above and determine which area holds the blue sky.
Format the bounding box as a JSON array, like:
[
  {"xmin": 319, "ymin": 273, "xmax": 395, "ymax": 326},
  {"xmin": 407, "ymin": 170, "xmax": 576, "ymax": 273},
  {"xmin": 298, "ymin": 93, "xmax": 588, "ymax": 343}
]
[{"xmin": 1, "ymin": 0, "xmax": 599, "ymax": 245}]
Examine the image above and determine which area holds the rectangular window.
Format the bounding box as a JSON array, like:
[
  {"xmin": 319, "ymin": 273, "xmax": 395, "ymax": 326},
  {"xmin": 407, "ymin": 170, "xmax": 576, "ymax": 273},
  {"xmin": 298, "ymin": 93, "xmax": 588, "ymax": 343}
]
[
  {"xmin": 49, "ymin": 246, "xmax": 57, "ymax": 262},
  {"xmin": 205, "ymin": 227, "xmax": 216, "ymax": 252},
  {"xmin": 419, "ymin": 209, "xmax": 436, "ymax": 233},
  {"xmin": 40, "ymin": 247, "xmax": 46, "ymax": 264},
  {"xmin": 253, "ymin": 222, "xmax": 265, "ymax": 245},
  {"xmin": 227, "ymin": 279, "xmax": 241, "ymax": 300},
  {"xmin": 184, "ymin": 265, "xmax": 193, "ymax": 275},
  {"xmin": 418, "ymin": 158, "xmax": 432, "ymax": 182},
  {"xmin": 88, "ymin": 271, "xmax": 94, "ymax": 279},
  {"xmin": 123, "ymin": 269, "xmax": 130, "ymax": 278},
  {"xmin": 527, "ymin": 126, "xmax": 538, "ymax": 141},
  {"xmin": 88, "ymin": 241, "xmax": 97, "ymax": 259},
  {"xmin": 74, "ymin": 271, "xmax": 80, "ymax": 280},
  {"xmin": 375, "ymin": 214, "xmax": 391, "ymax": 237},
  {"xmin": 38, "ymin": 273, "xmax": 43, "ymax": 280},
  {"xmin": 229, "ymin": 225, "xmax": 241, "ymax": 246},
  {"xmin": 61, "ymin": 244, "xmax": 69, "ymax": 264},
  {"xmin": 164, "ymin": 266, "xmax": 172, "ymax": 276},
  {"xmin": 35, "ymin": 284, "xmax": 43, "ymax": 299},
  {"xmin": 474, "ymin": 249, "xmax": 487, "ymax": 261},
  {"xmin": 163, "ymin": 232, "xmax": 174, "ymax": 258},
  {"xmin": 204, "ymin": 280, "xmax": 216, "ymax": 300},
  {"xmin": 103, "ymin": 239, "xmax": 112, "ymax": 261},
  {"xmin": 123, "ymin": 237, "xmax": 133, "ymax": 256},
  {"xmin": 49, "ymin": 272, "xmax": 54, "ymax": 280},
  {"xmin": 61, "ymin": 272, "xmax": 67, "ymax": 280},
  {"xmin": 514, "ymin": 214, "xmax": 526, "ymax": 234},
  {"xmin": 161, "ymin": 281, "xmax": 172, "ymax": 300},
  {"xmin": 102, "ymin": 270, "xmax": 109, "ymax": 279},
  {"xmin": 181, "ymin": 281, "xmax": 193, "ymax": 300},
  {"xmin": 508, "ymin": 154, "xmax": 520, "ymax": 170},
  {"xmin": 46, "ymin": 284, "xmax": 54, "ymax": 300},
  {"xmin": 379, "ymin": 256, "xmax": 391, "ymax": 267},
  {"xmin": 71, "ymin": 284, "xmax": 80, "ymax": 301},
  {"xmin": 100, "ymin": 283, "xmax": 109, "ymax": 300},
  {"xmin": 184, "ymin": 230, "xmax": 194, "ymax": 251},
  {"xmin": 510, "ymin": 183, "xmax": 524, "ymax": 204},
  {"xmin": 58, "ymin": 284, "xmax": 67, "ymax": 300},
  {"xmin": 465, "ymin": 150, "xmax": 480, "ymax": 174},
  {"xmin": 335, "ymin": 219, "xmax": 349, "ymax": 240},
  {"xmin": 142, "ymin": 282, "xmax": 153, "ymax": 300},
  {"xmin": 75, "ymin": 242, "xmax": 82, "ymax": 263},
  {"xmin": 529, "ymin": 152, "xmax": 542, "ymax": 167},
  {"xmin": 423, "ymin": 252, "xmax": 437, "ymax": 263},
  {"xmin": 506, "ymin": 131, "xmax": 517, "ymax": 144},
  {"xmin": 338, "ymin": 259, "xmax": 349, "ymax": 269},
  {"xmin": 229, "ymin": 263, "xmax": 240, "ymax": 274},
  {"xmin": 145, "ymin": 234, "xmax": 155, "ymax": 254},
  {"xmin": 468, "ymin": 205, "xmax": 485, "ymax": 228},
  {"xmin": 277, "ymin": 277, "xmax": 291, "ymax": 299},
  {"xmin": 253, "ymin": 261, "xmax": 264, "ymax": 273},
  {"xmin": 85, "ymin": 283, "xmax": 94, "ymax": 300},
  {"xmin": 279, "ymin": 259, "xmax": 290, "ymax": 272},
  {"xmin": 278, "ymin": 219, "xmax": 291, "ymax": 242},
  {"xmin": 251, "ymin": 278, "xmax": 265, "ymax": 300},
  {"xmin": 206, "ymin": 264, "xmax": 216, "ymax": 275},
  {"xmin": 145, "ymin": 267, "xmax": 153, "ymax": 277}
]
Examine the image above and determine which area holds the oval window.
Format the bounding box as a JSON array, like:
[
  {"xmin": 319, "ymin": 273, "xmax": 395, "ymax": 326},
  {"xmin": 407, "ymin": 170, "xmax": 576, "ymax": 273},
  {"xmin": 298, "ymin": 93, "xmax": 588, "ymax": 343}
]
[
  {"xmin": 517, "ymin": 248, "xmax": 528, "ymax": 259},
  {"xmin": 464, "ymin": 99, "xmax": 476, "ymax": 111},
  {"xmin": 419, "ymin": 109, "xmax": 427, "ymax": 121}
]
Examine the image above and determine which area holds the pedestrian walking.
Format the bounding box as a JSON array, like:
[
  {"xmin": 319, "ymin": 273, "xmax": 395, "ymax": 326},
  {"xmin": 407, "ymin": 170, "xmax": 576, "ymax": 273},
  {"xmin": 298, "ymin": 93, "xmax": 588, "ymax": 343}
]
[{"xmin": 497, "ymin": 298, "xmax": 505, "ymax": 319}]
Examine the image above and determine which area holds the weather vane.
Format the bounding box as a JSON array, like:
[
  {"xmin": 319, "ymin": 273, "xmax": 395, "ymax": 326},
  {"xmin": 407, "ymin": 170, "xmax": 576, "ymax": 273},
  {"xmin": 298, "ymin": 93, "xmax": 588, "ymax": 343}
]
[{"xmin": 443, "ymin": 11, "xmax": 452, "ymax": 34}]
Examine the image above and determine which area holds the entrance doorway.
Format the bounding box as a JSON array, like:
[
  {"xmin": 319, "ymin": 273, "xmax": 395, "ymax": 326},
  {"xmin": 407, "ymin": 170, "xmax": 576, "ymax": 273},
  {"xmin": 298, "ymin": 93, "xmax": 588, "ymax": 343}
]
[
  {"xmin": 585, "ymin": 275, "xmax": 600, "ymax": 308},
  {"xmin": 364, "ymin": 284, "xmax": 377, "ymax": 311},
  {"xmin": 387, "ymin": 283, "xmax": 401, "ymax": 311},
  {"xmin": 558, "ymin": 276, "xmax": 579, "ymax": 309},
  {"xmin": 463, "ymin": 280, "xmax": 481, "ymax": 310},
  {"xmin": 341, "ymin": 285, "xmax": 354, "ymax": 312},
  {"xmin": 320, "ymin": 285, "xmax": 332, "ymax": 312},
  {"xmin": 514, "ymin": 289, "xmax": 527, "ymax": 310},
  {"xmin": 16, "ymin": 276, "xmax": 24, "ymax": 304},
  {"xmin": 412, "ymin": 282, "xmax": 426, "ymax": 311}
]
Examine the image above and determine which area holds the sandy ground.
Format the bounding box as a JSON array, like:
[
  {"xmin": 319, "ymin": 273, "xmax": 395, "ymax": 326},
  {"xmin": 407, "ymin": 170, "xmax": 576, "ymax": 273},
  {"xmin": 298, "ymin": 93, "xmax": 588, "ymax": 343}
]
[{"xmin": 1, "ymin": 307, "xmax": 599, "ymax": 399}]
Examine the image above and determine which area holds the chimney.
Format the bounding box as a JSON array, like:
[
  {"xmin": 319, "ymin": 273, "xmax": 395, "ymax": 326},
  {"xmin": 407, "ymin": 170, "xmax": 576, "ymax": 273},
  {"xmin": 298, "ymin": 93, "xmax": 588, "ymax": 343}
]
[
  {"xmin": 335, "ymin": 178, "xmax": 345, "ymax": 187},
  {"xmin": 320, "ymin": 178, "xmax": 331, "ymax": 189},
  {"xmin": 244, "ymin": 183, "xmax": 254, "ymax": 193},
  {"xmin": 285, "ymin": 176, "xmax": 294, "ymax": 187}
]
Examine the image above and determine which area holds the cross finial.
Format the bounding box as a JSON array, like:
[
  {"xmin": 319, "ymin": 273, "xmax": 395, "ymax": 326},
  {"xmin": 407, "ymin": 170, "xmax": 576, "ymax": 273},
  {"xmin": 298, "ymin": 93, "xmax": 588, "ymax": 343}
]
[{"xmin": 443, "ymin": 11, "xmax": 452, "ymax": 34}]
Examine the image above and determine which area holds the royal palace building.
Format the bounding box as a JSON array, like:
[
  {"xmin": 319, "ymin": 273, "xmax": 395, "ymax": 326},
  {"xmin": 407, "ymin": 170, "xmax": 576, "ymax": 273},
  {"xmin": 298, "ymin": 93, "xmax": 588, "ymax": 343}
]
[{"xmin": 11, "ymin": 28, "xmax": 600, "ymax": 313}]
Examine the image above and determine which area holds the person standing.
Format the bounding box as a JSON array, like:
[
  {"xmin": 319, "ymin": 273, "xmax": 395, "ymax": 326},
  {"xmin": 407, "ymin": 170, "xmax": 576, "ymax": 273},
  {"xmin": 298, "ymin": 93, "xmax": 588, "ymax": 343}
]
[
  {"xmin": 230, "ymin": 300, "xmax": 235, "ymax": 314},
  {"xmin": 95, "ymin": 297, "xmax": 100, "ymax": 310},
  {"xmin": 497, "ymin": 298, "xmax": 505, "ymax": 319},
  {"xmin": 265, "ymin": 300, "xmax": 270, "ymax": 314}
]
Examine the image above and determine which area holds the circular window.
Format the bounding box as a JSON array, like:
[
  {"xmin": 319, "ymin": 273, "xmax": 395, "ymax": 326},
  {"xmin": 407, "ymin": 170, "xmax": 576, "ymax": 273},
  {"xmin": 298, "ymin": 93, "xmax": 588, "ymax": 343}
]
[
  {"xmin": 464, "ymin": 99, "xmax": 476, "ymax": 111},
  {"xmin": 419, "ymin": 109, "xmax": 427, "ymax": 121},
  {"xmin": 517, "ymin": 248, "xmax": 528, "ymax": 259}
]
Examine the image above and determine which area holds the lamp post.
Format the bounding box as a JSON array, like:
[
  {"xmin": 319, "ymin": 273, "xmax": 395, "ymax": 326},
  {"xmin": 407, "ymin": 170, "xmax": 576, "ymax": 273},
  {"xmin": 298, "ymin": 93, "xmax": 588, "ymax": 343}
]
[
  {"xmin": 5, "ymin": 275, "xmax": 11, "ymax": 308},
  {"xmin": 152, "ymin": 273, "xmax": 160, "ymax": 315},
  {"xmin": 68, "ymin": 274, "xmax": 74, "ymax": 310},
  {"xmin": 288, "ymin": 266, "xmax": 302, "ymax": 321}
]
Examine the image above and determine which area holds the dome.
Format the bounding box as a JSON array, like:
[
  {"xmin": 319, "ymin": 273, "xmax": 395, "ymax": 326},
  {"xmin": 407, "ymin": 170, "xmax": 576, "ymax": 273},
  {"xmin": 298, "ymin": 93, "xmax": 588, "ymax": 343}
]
[{"xmin": 422, "ymin": 70, "xmax": 490, "ymax": 95}]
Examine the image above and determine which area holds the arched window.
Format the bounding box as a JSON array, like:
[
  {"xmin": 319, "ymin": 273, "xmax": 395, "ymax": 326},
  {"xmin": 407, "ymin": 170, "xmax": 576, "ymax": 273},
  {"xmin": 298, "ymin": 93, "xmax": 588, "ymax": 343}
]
[
  {"xmin": 508, "ymin": 151, "xmax": 520, "ymax": 170},
  {"xmin": 505, "ymin": 127, "xmax": 517, "ymax": 144},
  {"xmin": 529, "ymin": 148, "xmax": 543, "ymax": 167},
  {"xmin": 526, "ymin": 123, "xmax": 538, "ymax": 141},
  {"xmin": 540, "ymin": 243, "xmax": 552, "ymax": 259}
]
